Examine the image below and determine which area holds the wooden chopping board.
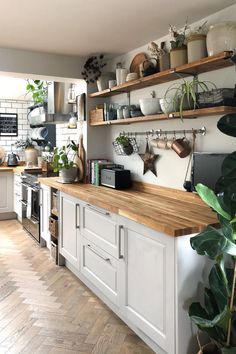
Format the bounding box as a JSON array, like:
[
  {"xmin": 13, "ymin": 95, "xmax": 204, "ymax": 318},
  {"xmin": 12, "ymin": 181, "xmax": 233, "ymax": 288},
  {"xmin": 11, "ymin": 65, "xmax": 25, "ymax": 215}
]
[{"xmin": 130, "ymin": 52, "xmax": 147, "ymax": 76}]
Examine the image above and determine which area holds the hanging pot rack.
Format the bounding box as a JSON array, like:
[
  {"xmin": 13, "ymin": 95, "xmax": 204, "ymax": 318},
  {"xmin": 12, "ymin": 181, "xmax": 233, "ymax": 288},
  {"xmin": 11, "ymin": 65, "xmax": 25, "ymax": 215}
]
[{"xmin": 119, "ymin": 126, "xmax": 206, "ymax": 137}]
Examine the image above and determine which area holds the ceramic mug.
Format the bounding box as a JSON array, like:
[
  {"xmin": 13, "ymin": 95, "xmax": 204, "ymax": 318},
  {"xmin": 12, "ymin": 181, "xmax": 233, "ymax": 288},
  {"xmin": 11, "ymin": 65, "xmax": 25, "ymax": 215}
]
[
  {"xmin": 109, "ymin": 80, "xmax": 117, "ymax": 88},
  {"xmin": 150, "ymin": 138, "xmax": 168, "ymax": 149},
  {"xmin": 171, "ymin": 138, "xmax": 191, "ymax": 158}
]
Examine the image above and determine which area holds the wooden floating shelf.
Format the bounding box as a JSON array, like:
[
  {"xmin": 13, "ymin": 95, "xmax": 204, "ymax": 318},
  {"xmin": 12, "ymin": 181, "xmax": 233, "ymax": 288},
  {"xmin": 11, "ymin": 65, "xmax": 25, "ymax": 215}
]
[
  {"xmin": 89, "ymin": 51, "xmax": 234, "ymax": 98},
  {"xmin": 89, "ymin": 106, "xmax": 236, "ymax": 126}
]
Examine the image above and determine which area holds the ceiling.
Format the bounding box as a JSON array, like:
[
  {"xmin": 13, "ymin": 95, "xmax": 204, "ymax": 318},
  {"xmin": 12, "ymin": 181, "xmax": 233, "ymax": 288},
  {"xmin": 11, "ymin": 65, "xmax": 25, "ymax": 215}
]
[{"xmin": 0, "ymin": 0, "xmax": 235, "ymax": 57}]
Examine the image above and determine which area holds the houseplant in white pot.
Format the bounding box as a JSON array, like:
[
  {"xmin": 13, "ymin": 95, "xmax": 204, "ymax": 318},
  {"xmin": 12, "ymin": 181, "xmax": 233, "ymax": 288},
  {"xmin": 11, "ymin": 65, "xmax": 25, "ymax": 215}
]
[
  {"xmin": 51, "ymin": 141, "xmax": 78, "ymax": 183},
  {"xmin": 15, "ymin": 138, "xmax": 38, "ymax": 166},
  {"xmin": 169, "ymin": 21, "xmax": 188, "ymax": 68}
]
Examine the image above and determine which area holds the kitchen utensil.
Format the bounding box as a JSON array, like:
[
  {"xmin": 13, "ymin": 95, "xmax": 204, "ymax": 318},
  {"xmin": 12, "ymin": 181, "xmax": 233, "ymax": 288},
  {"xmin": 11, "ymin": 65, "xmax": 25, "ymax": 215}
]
[
  {"xmin": 130, "ymin": 52, "xmax": 147, "ymax": 76},
  {"xmin": 139, "ymin": 97, "xmax": 161, "ymax": 115},
  {"xmin": 0, "ymin": 147, "xmax": 5, "ymax": 165},
  {"xmin": 7, "ymin": 152, "xmax": 20, "ymax": 166},
  {"xmin": 171, "ymin": 138, "xmax": 191, "ymax": 158}
]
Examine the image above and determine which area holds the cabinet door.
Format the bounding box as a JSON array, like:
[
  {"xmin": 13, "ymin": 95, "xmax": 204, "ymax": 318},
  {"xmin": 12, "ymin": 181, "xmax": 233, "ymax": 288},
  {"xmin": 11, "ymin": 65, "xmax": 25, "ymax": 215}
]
[
  {"xmin": 120, "ymin": 218, "xmax": 175, "ymax": 354},
  {"xmin": 0, "ymin": 172, "xmax": 13, "ymax": 213},
  {"xmin": 40, "ymin": 185, "xmax": 50, "ymax": 246},
  {"xmin": 14, "ymin": 174, "xmax": 22, "ymax": 219},
  {"xmin": 59, "ymin": 192, "xmax": 80, "ymax": 268}
]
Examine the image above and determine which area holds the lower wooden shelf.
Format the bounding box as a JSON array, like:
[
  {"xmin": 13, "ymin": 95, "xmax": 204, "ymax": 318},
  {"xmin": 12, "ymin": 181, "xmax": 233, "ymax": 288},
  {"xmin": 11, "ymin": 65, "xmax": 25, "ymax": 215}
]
[{"xmin": 89, "ymin": 106, "xmax": 236, "ymax": 126}]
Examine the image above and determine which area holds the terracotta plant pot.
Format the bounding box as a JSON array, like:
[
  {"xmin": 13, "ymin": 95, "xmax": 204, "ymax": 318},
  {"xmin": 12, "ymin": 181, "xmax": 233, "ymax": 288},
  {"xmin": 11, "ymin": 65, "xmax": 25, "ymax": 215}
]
[
  {"xmin": 170, "ymin": 46, "xmax": 187, "ymax": 68},
  {"xmin": 197, "ymin": 343, "xmax": 221, "ymax": 354},
  {"xmin": 187, "ymin": 34, "xmax": 207, "ymax": 63}
]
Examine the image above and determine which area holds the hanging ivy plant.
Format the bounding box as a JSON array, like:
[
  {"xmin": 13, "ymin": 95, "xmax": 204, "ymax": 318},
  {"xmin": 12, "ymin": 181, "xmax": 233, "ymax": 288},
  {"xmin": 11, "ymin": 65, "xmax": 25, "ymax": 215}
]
[{"xmin": 26, "ymin": 79, "xmax": 48, "ymax": 104}]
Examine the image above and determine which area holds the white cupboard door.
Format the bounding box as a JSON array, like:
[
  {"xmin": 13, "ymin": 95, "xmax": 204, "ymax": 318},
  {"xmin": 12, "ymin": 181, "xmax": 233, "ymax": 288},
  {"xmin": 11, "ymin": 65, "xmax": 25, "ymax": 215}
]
[
  {"xmin": 81, "ymin": 238, "xmax": 119, "ymax": 305},
  {"xmin": 0, "ymin": 172, "xmax": 13, "ymax": 213},
  {"xmin": 120, "ymin": 219, "xmax": 175, "ymax": 354},
  {"xmin": 81, "ymin": 204, "xmax": 118, "ymax": 258},
  {"xmin": 59, "ymin": 192, "xmax": 80, "ymax": 267},
  {"xmin": 40, "ymin": 185, "xmax": 50, "ymax": 246}
]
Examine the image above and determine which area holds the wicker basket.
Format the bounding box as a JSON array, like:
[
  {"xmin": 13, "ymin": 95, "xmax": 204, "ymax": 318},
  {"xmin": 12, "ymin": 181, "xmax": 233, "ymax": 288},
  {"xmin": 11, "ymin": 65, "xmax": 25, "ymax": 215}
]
[{"xmin": 49, "ymin": 216, "xmax": 58, "ymax": 238}]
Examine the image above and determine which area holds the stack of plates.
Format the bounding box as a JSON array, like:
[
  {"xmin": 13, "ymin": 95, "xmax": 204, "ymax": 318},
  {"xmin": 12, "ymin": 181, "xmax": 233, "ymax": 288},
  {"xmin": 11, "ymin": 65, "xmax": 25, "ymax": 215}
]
[{"xmin": 126, "ymin": 72, "xmax": 139, "ymax": 82}]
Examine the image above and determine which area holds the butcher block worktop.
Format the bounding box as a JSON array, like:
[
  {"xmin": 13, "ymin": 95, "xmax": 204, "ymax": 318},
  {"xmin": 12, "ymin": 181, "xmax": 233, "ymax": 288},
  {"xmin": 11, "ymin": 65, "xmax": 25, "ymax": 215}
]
[{"xmin": 39, "ymin": 177, "xmax": 218, "ymax": 237}]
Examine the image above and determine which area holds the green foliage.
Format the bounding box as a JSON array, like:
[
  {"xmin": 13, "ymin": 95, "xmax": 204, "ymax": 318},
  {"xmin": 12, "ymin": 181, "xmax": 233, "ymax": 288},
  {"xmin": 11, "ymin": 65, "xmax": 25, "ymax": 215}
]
[
  {"xmin": 164, "ymin": 77, "xmax": 217, "ymax": 120},
  {"xmin": 14, "ymin": 138, "xmax": 34, "ymax": 150},
  {"xmin": 51, "ymin": 141, "xmax": 78, "ymax": 172},
  {"xmin": 26, "ymin": 79, "xmax": 48, "ymax": 104},
  {"xmin": 169, "ymin": 20, "xmax": 188, "ymax": 49},
  {"xmin": 115, "ymin": 135, "xmax": 131, "ymax": 147}
]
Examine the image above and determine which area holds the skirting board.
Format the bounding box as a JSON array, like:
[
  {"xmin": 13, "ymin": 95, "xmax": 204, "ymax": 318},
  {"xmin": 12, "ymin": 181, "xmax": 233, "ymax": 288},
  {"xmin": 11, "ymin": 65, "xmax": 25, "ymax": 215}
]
[{"xmin": 0, "ymin": 212, "xmax": 16, "ymax": 221}]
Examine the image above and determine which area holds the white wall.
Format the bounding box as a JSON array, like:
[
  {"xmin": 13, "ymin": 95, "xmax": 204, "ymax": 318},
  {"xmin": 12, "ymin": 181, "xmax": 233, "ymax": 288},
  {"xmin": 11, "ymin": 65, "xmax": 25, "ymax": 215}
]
[
  {"xmin": 92, "ymin": 3, "xmax": 236, "ymax": 190},
  {"xmin": 0, "ymin": 48, "xmax": 85, "ymax": 80}
]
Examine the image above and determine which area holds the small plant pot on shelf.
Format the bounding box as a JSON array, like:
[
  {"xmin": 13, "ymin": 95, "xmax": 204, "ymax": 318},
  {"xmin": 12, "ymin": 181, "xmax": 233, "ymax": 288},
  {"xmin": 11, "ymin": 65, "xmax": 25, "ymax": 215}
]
[
  {"xmin": 113, "ymin": 137, "xmax": 139, "ymax": 156},
  {"xmin": 187, "ymin": 35, "xmax": 207, "ymax": 63},
  {"xmin": 170, "ymin": 46, "xmax": 187, "ymax": 68}
]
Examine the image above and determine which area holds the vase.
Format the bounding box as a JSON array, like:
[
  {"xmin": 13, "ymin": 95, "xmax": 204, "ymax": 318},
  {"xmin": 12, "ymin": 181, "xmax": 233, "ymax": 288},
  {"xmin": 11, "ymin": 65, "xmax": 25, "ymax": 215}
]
[
  {"xmin": 61, "ymin": 167, "xmax": 78, "ymax": 183},
  {"xmin": 206, "ymin": 21, "xmax": 236, "ymax": 56},
  {"xmin": 116, "ymin": 68, "xmax": 128, "ymax": 85},
  {"xmin": 24, "ymin": 147, "xmax": 38, "ymax": 166},
  {"xmin": 170, "ymin": 46, "xmax": 187, "ymax": 68},
  {"xmin": 159, "ymin": 52, "xmax": 170, "ymax": 71},
  {"xmin": 187, "ymin": 34, "xmax": 207, "ymax": 63},
  {"xmin": 96, "ymin": 72, "xmax": 116, "ymax": 91}
]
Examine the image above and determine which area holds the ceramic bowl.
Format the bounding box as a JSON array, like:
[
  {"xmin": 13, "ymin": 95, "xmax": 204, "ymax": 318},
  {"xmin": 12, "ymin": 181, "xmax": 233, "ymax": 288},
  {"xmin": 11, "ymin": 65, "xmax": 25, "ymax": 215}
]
[
  {"xmin": 126, "ymin": 72, "xmax": 138, "ymax": 81},
  {"xmin": 139, "ymin": 98, "xmax": 161, "ymax": 116},
  {"xmin": 159, "ymin": 98, "xmax": 175, "ymax": 114}
]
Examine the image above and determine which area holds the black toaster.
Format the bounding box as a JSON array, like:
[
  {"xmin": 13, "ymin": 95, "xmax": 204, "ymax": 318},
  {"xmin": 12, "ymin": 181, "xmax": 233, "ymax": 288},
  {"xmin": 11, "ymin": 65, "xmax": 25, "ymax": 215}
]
[{"xmin": 101, "ymin": 168, "xmax": 131, "ymax": 189}]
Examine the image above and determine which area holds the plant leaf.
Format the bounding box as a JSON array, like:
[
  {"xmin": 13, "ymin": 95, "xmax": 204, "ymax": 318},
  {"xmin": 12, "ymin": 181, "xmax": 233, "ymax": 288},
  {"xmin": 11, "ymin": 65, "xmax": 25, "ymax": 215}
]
[
  {"xmin": 221, "ymin": 348, "xmax": 236, "ymax": 354},
  {"xmin": 209, "ymin": 264, "xmax": 229, "ymax": 312},
  {"xmin": 196, "ymin": 184, "xmax": 231, "ymax": 220}
]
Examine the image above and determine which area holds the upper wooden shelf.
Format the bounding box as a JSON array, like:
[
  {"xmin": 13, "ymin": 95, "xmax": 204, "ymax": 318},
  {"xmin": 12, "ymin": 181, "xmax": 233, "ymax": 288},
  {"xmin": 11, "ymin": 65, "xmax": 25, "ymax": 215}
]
[
  {"xmin": 89, "ymin": 51, "xmax": 234, "ymax": 98},
  {"xmin": 89, "ymin": 106, "xmax": 236, "ymax": 126}
]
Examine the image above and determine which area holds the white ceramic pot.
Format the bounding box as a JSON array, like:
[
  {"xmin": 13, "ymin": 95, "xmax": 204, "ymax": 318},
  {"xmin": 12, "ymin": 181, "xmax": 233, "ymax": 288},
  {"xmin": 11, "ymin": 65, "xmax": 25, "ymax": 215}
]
[
  {"xmin": 206, "ymin": 21, "xmax": 236, "ymax": 56},
  {"xmin": 24, "ymin": 147, "xmax": 38, "ymax": 166},
  {"xmin": 139, "ymin": 98, "xmax": 161, "ymax": 116},
  {"xmin": 61, "ymin": 166, "xmax": 78, "ymax": 183},
  {"xmin": 97, "ymin": 72, "xmax": 116, "ymax": 91},
  {"xmin": 159, "ymin": 98, "xmax": 175, "ymax": 114},
  {"xmin": 116, "ymin": 68, "xmax": 128, "ymax": 85},
  {"xmin": 187, "ymin": 34, "xmax": 207, "ymax": 62}
]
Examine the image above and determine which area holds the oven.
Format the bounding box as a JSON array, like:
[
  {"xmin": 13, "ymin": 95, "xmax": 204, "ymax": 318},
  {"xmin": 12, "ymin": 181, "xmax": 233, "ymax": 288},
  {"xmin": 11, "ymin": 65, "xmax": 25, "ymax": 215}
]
[{"xmin": 21, "ymin": 173, "xmax": 41, "ymax": 243}]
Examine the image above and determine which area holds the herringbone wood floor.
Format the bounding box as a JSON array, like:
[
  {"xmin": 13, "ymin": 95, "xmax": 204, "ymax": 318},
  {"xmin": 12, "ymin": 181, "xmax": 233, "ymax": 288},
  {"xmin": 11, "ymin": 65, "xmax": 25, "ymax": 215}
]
[{"xmin": 0, "ymin": 220, "xmax": 155, "ymax": 354}]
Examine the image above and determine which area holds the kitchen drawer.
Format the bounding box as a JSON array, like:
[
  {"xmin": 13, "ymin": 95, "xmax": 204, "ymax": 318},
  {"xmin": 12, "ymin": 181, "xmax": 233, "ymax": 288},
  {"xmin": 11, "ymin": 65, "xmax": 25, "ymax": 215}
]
[
  {"xmin": 81, "ymin": 238, "xmax": 119, "ymax": 305},
  {"xmin": 81, "ymin": 204, "xmax": 119, "ymax": 258}
]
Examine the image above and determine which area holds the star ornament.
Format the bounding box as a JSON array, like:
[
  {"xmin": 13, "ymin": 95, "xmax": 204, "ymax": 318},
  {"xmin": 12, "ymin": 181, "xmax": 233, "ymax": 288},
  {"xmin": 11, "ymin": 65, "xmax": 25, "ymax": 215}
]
[{"xmin": 139, "ymin": 141, "xmax": 159, "ymax": 177}]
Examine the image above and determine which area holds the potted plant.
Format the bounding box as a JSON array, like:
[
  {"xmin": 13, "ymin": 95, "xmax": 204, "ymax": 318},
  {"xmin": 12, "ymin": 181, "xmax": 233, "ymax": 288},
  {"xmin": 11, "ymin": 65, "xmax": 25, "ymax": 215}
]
[
  {"xmin": 188, "ymin": 114, "xmax": 236, "ymax": 353},
  {"xmin": 169, "ymin": 20, "xmax": 189, "ymax": 67},
  {"xmin": 15, "ymin": 138, "xmax": 38, "ymax": 166},
  {"xmin": 187, "ymin": 21, "xmax": 208, "ymax": 63},
  {"xmin": 115, "ymin": 135, "xmax": 134, "ymax": 156},
  {"xmin": 25, "ymin": 80, "xmax": 48, "ymax": 105},
  {"xmin": 81, "ymin": 55, "xmax": 115, "ymax": 92},
  {"xmin": 51, "ymin": 141, "xmax": 78, "ymax": 183},
  {"xmin": 164, "ymin": 77, "xmax": 217, "ymax": 119}
]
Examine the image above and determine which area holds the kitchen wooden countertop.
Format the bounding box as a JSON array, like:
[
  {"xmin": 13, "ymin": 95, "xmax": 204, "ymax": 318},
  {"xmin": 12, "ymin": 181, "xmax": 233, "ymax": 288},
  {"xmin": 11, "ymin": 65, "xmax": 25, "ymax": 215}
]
[
  {"xmin": 0, "ymin": 166, "xmax": 25, "ymax": 173},
  {"xmin": 39, "ymin": 177, "xmax": 218, "ymax": 237}
]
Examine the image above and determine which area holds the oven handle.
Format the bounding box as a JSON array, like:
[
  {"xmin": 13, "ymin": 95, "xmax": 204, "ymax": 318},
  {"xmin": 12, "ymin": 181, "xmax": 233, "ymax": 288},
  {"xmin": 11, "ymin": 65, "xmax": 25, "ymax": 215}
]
[
  {"xmin": 28, "ymin": 186, "xmax": 40, "ymax": 193},
  {"xmin": 30, "ymin": 217, "xmax": 39, "ymax": 225},
  {"xmin": 20, "ymin": 200, "xmax": 28, "ymax": 206},
  {"xmin": 21, "ymin": 182, "xmax": 29, "ymax": 188}
]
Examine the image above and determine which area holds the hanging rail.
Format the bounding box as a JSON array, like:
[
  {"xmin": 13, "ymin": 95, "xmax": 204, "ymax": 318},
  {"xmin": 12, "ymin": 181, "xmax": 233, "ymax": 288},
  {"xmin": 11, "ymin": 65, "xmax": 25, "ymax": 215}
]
[{"xmin": 120, "ymin": 126, "xmax": 206, "ymax": 137}]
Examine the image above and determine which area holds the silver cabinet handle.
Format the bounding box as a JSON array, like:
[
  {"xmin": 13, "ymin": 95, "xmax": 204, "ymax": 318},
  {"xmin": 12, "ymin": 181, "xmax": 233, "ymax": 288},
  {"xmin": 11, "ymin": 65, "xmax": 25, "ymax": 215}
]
[
  {"xmin": 87, "ymin": 244, "xmax": 110, "ymax": 262},
  {"xmin": 20, "ymin": 200, "xmax": 27, "ymax": 206},
  {"xmin": 87, "ymin": 204, "xmax": 110, "ymax": 216},
  {"xmin": 21, "ymin": 182, "xmax": 29, "ymax": 188},
  {"xmin": 118, "ymin": 225, "xmax": 124, "ymax": 259},
  {"xmin": 75, "ymin": 203, "xmax": 80, "ymax": 229}
]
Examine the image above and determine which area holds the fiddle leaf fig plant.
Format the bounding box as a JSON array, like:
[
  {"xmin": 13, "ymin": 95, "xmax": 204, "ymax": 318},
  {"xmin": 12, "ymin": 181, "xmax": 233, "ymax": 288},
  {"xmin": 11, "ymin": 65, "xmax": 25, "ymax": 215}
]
[
  {"xmin": 51, "ymin": 141, "xmax": 78, "ymax": 172},
  {"xmin": 188, "ymin": 114, "xmax": 236, "ymax": 353}
]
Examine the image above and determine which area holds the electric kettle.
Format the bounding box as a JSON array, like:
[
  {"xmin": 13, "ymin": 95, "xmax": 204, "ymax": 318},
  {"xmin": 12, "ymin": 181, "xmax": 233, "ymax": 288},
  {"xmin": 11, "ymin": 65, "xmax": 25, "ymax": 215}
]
[{"xmin": 7, "ymin": 152, "xmax": 20, "ymax": 166}]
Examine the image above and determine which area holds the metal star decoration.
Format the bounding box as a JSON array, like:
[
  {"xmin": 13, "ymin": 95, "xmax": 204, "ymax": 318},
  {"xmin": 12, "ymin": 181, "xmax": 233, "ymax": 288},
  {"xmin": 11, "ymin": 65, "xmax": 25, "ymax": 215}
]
[{"xmin": 139, "ymin": 141, "xmax": 159, "ymax": 177}]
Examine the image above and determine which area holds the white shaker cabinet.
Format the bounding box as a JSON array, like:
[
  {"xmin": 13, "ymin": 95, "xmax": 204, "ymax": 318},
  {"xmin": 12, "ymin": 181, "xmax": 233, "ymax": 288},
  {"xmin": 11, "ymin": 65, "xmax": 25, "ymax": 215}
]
[
  {"xmin": 59, "ymin": 192, "xmax": 80, "ymax": 268},
  {"xmin": 0, "ymin": 172, "xmax": 13, "ymax": 217},
  {"xmin": 40, "ymin": 184, "xmax": 51, "ymax": 247},
  {"xmin": 119, "ymin": 218, "xmax": 175, "ymax": 354},
  {"xmin": 13, "ymin": 173, "xmax": 22, "ymax": 220}
]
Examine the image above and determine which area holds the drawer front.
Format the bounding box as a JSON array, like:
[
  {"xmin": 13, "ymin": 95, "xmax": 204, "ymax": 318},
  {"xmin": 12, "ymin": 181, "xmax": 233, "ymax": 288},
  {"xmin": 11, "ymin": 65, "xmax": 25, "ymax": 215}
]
[
  {"xmin": 81, "ymin": 204, "xmax": 119, "ymax": 258},
  {"xmin": 81, "ymin": 238, "xmax": 118, "ymax": 305}
]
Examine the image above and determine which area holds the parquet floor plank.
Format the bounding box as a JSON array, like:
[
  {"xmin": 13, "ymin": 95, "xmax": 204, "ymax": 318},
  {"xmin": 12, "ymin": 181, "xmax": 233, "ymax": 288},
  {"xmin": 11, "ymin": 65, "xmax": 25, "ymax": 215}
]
[{"xmin": 0, "ymin": 220, "xmax": 155, "ymax": 354}]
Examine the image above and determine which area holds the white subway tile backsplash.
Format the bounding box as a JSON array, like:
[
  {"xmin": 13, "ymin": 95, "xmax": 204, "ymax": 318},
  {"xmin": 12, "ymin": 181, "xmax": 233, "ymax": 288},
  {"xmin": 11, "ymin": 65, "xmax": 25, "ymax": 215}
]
[
  {"xmin": 1, "ymin": 102, "xmax": 11, "ymax": 108},
  {"xmin": 12, "ymin": 103, "xmax": 23, "ymax": 109},
  {"xmin": 6, "ymin": 108, "xmax": 17, "ymax": 113}
]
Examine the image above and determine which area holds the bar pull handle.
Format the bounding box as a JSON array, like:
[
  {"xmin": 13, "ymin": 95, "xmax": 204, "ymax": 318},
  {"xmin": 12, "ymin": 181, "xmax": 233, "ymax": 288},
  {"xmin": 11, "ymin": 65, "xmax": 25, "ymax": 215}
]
[
  {"xmin": 20, "ymin": 200, "xmax": 28, "ymax": 206},
  {"xmin": 75, "ymin": 203, "xmax": 80, "ymax": 229},
  {"xmin": 87, "ymin": 244, "xmax": 110, "ymax": 262},
  {"xmin": 118, "ymin": 225, "xmax": 124, "ymax": 259},
  {"xmin": 87, "ymin": 204, "xmax": 110, "ymax": 216}
]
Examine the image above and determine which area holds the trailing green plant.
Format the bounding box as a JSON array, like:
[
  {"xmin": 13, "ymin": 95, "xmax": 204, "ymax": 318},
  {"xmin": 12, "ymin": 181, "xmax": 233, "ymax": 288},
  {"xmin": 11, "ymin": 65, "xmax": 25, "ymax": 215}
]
[
  {"xmin": 169, "ymin": 20, "xmax": 189, "ymax": 49},
  {"xmin": 188, "ymin": 114, "xmax": 236, "ymax": 353},
  {"xmin": 51, "ymin": 141, "xmax": 78, "ymax": 172},
  {"xmin": 26, "ymin": 79, "xmax": 48, "ymax": 104},
  {"xmin": 115, "ymin": 135, "xmax": 131, "ymax": 147},
  {"xmin": 164, "ymin": 77, "xmax": 217, "ymax": 120},
  {"xmin": 15, "ymin": 138, "xmax": 34, "ymax": 150},
  {"xmin": 81, "ymin": 55, "xmax": 106, "ymax": 84}
]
